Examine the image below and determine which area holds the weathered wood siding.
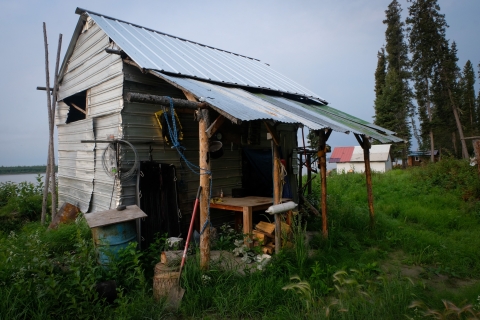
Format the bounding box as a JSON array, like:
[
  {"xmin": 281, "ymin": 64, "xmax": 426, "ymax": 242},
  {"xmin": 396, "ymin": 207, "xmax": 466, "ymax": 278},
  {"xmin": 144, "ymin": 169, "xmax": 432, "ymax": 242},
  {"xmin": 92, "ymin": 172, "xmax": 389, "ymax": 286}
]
[
  {"xmin": 120, "ymin": 63, "xmax": 244, "ymax": 228},
  {"xmin": 58, "ymin": 18, "xmax": 122, "ymax": 101},
  {"xmin": 57, "ymin": 18, "xmax": 124, "ymax": 213},
  {"xmin": 57, "ymin": 119, "xmax": 95, "ymax": 212}
]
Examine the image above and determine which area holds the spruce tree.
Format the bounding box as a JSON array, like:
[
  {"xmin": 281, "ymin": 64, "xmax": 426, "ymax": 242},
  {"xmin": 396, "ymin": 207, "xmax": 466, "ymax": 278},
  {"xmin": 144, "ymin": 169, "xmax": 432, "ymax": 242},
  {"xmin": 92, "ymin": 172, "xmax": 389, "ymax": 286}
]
[
  {"xmin": 406, "ymin": 0, "xmax": 448, "ymax": 162},
  {"xmin": 459, "ymin": 60, "xmax": 476, "ymax": 137},
  {"xmin": 375, "ymin": 0, "xmax": 411, "ymax": 167},
  {"xmin": 435, "ymin": 41, "xmax": 469, "ymax": 158},
  {"xmin": 374, "ymin": 48, "xmax": 386, "ymax": 101}
]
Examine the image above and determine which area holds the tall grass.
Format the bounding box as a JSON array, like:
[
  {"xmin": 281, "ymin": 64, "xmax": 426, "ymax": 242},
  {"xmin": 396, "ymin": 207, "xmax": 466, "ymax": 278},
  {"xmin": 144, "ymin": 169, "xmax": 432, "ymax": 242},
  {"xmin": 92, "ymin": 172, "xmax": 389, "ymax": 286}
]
[{"xmin": 1, "ymin": 159, "xmax": 479, "ymax": 318}]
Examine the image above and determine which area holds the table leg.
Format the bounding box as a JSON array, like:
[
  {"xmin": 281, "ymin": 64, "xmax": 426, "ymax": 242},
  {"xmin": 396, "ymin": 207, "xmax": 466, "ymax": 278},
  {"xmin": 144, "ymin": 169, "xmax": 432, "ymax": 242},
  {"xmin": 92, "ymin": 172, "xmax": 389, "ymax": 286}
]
[{"xmin": 243, "ymin": 206, "xmax": 253, "ymax": 247}]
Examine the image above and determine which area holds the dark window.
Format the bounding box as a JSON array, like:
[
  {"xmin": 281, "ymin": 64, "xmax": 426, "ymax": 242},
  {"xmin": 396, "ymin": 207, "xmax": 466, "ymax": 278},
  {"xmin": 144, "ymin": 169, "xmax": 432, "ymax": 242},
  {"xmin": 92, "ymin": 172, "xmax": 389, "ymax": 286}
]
[{"xmin": 64, "ymin": 90, "xmax": 87, "ymax": 123}]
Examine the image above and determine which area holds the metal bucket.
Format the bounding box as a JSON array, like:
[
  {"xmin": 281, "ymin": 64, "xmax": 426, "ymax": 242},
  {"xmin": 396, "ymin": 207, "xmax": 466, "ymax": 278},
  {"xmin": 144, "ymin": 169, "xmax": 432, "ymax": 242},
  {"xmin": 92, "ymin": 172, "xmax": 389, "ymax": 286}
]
[{"xmin": 91, "ymin": 220, "xmax": 137, "ymax": 266}]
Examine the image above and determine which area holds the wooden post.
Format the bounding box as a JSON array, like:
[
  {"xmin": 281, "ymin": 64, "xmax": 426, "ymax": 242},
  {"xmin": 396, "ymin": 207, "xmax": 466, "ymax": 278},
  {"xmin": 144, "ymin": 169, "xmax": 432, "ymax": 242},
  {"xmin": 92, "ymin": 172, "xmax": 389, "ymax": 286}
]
[
  {"xmin": 199, "ymin": 109, "xmax": 211, "ymax": 270},
  {"xmin": 298, "ymin": 152, "xmax": 303, "ymax": 198},
  {"xmin": 273, "ymin": 143, "xmax": 282, "ymax": 253},
  {"xmin": 306, "ymin": 154, "xmax": 312, "ymax": 195},
  {"xmin": 317, "ymin": 129, "xmax": 331, "ymax": 239},
  {"xmin": 355, "ymin": 134, "xmax": 375, "ymax": 229},
  {"xmin": 49, "ymin": 33, "xmax": 62, "ymax": 220}
]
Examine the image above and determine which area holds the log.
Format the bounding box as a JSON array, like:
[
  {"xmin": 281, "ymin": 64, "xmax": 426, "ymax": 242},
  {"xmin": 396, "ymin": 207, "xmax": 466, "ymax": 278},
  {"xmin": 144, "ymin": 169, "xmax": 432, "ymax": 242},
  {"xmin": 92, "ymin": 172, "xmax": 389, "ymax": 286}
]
[
  {"xmin": 48, "ymin": 202, "xmax": 80, "ymax": 229},
  {"xmin": 41, "ymin": 23, "xmax": 53, "ymax": 225},
  {"xmin": 126, "ymin": 92, "xmax": 207, "ymax": 109},
  {"xmin": 206, "ymin": 115, "xmax": 225, "ymax": 138},
  {"xmin": 262, "ymin": 246, "xmax": 273, "ymax": 255},
  {"xmin": 273, "ymin": 143, "xmax": 282, "ymax": 254},
  {"xmin": 253, "ymin": 229, "xmax": 274, "ymax": 239},
  {"xmin": 153, "ymin": 262, "xmax": 180, "ymax": 301},
  {"xmin": 199, "ymin": 109, "xmax": 211, "ymax": 271},
  {"xmin": 160, "ymin": 251, "xmax": 183, "ymax": 267},
  {"xmin": 49, "ymin": 32, "xmax": 62, "ymax": 221},
  {"xmin": 281, "ymin": 222, "xmax": 291, "ymax": 235},
  {"xmin": 318, "ymin": 129, "xmax": 331, "ymax": 239},
  {"xmin": 255, "ymin": 221, "xmax": 275, "ymax": 235},
  {"xmin": 355, "ymin": 134, "xmax": 375, "ymax": 229}
]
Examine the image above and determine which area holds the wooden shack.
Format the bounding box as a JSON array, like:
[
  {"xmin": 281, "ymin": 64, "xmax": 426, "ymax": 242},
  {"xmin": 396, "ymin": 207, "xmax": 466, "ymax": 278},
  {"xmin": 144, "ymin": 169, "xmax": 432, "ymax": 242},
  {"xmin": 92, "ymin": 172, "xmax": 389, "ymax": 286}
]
[
  {"xmin": 407, "ymin": 150, "xmax": 439, "ymax": 166},
  {"xmin": 55, "ymin": 8, "xmax": 403, "ymax": 252}
]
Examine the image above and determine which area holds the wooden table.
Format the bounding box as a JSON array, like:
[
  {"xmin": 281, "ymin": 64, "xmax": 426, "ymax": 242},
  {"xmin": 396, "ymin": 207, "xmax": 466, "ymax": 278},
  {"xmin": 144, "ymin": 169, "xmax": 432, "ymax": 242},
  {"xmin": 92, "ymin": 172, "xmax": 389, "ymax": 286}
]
[{"xmin": 209, "ymin": 196, "xmax": 288, "ymax": 241}]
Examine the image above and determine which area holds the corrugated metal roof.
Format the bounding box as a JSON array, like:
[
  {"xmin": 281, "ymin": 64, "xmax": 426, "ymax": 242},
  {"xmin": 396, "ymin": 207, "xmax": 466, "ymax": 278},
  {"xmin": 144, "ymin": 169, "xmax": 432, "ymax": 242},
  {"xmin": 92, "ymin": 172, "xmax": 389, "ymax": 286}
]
[
  {"xmin": 331, "ymin": 145, "xmax": 391, "ymax": 163},
  {"xmin": 153, "ymin": 72, "xmax": 403, "ymax": 143},
  {"xmin": 408, "ymin": 150, "xmax": 439, "ymax": 157},
  {"xmin": 329, "ymin": 147, "xmax": 355, "ymax": 163},
  {"xmin": 254, "ymin": 95, "xmax": 403, "ymax": 143},
  {"xmin": 154, "ymin": 72, "xmax": 348, "ymax": 132},
  {"xmin": 74, "ymin": 8, "xmax": 326, "ymax": 103}
]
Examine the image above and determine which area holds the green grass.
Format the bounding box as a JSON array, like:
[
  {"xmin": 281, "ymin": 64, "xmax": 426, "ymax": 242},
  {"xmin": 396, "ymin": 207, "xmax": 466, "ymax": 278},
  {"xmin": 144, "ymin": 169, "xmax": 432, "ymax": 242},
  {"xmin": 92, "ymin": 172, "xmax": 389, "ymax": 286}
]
[{"xmin": 1, "ymin": 158, "xmax": 479, "ymax": 319}]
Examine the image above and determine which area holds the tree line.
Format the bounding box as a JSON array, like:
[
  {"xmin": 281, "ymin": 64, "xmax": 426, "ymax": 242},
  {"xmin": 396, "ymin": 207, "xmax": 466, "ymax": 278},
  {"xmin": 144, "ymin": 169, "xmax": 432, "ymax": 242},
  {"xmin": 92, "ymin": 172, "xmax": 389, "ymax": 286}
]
[
  {"xmin": 0, "ymin": 166, "xmax": 57, "ymax": 175},
  {"xmin": 374, "ymin": 0, "xmax": 479, "ymax": 166}
]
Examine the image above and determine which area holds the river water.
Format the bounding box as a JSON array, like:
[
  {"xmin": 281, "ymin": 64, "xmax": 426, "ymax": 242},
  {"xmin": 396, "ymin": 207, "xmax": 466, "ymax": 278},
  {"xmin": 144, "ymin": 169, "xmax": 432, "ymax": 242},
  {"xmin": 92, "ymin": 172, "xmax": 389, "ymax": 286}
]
[{"xmin": 0, "ymin": 173, "xmax": 45, "ymax": 184}]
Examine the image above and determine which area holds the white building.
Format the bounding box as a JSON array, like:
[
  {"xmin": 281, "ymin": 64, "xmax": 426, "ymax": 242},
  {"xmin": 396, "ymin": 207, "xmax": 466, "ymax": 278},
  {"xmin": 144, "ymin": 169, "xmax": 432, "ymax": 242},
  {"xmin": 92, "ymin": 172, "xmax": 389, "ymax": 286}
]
[{"xmin": 330, "ymin": 144, "xmax": 392, "ymax": 173}]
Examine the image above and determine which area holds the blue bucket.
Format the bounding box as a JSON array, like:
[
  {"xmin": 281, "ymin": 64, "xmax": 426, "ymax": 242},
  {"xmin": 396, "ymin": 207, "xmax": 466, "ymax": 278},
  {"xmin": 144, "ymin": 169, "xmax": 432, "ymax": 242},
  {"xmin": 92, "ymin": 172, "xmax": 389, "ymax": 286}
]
[{"xmin": 91, "ymin": 220, "xmax": 137, "ymax": 266}]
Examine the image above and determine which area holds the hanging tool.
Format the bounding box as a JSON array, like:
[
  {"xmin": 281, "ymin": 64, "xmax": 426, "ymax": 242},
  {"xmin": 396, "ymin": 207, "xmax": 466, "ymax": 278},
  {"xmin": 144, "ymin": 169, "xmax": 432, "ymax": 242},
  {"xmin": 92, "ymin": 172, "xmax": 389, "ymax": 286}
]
[{"xmin": 167, "ymin": 185, "xmax": 202, "ymax": 309}]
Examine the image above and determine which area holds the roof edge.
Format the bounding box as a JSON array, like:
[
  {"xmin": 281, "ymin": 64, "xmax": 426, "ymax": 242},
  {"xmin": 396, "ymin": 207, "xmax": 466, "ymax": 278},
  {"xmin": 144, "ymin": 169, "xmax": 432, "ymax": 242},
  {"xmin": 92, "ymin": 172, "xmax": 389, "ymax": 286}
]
[
  {"xmin": 157, "ymin": 70, "xmax": 329, "ymax": 105},
  {"xmin": 76, "ymin": 7, "xmax": 260, "ymax": 61}
]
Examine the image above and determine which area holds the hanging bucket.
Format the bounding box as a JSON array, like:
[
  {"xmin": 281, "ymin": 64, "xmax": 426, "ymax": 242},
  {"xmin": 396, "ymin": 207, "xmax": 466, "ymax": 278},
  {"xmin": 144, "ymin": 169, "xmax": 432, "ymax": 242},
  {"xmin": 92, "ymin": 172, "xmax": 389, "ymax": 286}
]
[
  {"xmin": 209, "ymin": 141, "xmax": 223, "ymax": 159},
  {"xmin": 91, "ymin": 220, "xmax": 137, "ymax": 266}
]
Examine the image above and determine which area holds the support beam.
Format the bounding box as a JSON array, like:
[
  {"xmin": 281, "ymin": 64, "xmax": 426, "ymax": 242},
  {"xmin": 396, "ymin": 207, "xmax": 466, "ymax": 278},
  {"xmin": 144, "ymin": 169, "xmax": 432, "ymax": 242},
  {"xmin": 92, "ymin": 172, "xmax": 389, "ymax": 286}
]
[
  {"xmin": 354, "ymin": 134, "xmax": 375, "ymax": 229},
  {"xmin": 71, "ymin": 102, "xmax": 87, "ymax": 115},
  {"xmin": 264, "ymin": 122, "xmax": 280, "ymax": 146},
  {"xmin": 298, "ymin": 152, "xmax": 303, "ymax": 199},
  {"xmin": 205, "ymin": 115, "xmax": 225, "ymax": 138},
  {"xmin": 126, "ymin": 92, "xmax": 208, "ymax": 109},
  {"xmin": 306, "ymin": 154, "xmax": 312, "ymax": 195},
  {"xmin": 300, "ymin": 194, "xmax": 320, "ymax": 216},
  {"xmin": 317, "ymin": 129, "xmax": 331, "ymax": 239}
]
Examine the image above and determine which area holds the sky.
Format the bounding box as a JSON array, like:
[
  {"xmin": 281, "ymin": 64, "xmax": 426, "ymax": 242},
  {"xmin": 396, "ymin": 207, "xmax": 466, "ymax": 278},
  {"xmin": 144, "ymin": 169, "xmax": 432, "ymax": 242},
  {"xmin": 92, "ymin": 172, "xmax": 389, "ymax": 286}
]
[{"xmin": 0, "ymin": 0, "xmax": 478, "ymax": 166}]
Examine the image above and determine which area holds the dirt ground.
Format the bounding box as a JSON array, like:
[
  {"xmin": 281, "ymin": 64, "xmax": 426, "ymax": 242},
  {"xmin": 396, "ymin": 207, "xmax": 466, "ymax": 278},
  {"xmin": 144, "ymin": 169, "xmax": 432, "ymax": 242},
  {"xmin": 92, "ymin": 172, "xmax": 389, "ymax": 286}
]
[{"xmin": 380, "ymin": 250, "xmax": 478, "ymax": 293}]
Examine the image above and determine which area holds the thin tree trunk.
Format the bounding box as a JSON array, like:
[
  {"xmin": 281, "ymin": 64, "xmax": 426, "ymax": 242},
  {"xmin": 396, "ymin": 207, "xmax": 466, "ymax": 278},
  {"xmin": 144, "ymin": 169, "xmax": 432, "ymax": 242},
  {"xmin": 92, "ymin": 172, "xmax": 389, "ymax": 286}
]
[
  {"xmin": 425, "ymin": 79, "xmax": 435, "ymax": 162},
  {"xmin": 199, "ymin": 109, "xmax": 210, "ymax": 271},
  {"xmin": 446, "ymin": 87, "xmax": 469, "ymax": 159},
  {"xmin": 41, "ymin": 148, "xmax": 51, "ymax": 224},
  {"xmin": 49, "ymin": 34, "xmax": 62, "ymax": 219},
  {"xmin": 402, "ymin": 144, "xmax": 407, "ymax": 169},
  {"xmin": 41, "ymin": 23, "xmax": 53, "ymax": 224}
]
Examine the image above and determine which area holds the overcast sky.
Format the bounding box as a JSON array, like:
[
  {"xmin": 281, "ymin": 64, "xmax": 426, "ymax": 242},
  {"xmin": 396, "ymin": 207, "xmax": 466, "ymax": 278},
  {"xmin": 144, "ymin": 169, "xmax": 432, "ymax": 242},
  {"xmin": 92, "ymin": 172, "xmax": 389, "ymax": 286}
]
[{"xmin": 0, "ymin": 0, "xmax": 478, "ymax": 166}]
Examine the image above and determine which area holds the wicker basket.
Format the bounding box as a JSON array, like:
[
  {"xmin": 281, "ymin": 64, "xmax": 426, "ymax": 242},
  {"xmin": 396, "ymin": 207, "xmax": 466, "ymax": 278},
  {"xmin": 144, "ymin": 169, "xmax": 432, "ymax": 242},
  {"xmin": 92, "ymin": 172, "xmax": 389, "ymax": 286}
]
[{"xmin": 153, "ymin": 262, "xmax": 180, "ymax": 301}]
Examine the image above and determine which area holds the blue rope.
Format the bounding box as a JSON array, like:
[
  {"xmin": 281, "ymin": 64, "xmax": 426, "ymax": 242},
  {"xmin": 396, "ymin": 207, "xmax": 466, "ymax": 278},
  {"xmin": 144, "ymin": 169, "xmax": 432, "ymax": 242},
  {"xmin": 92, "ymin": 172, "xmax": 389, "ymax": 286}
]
[{"xmin": 162, "ymin": 97, "xmax": 212, "ymax": 235}]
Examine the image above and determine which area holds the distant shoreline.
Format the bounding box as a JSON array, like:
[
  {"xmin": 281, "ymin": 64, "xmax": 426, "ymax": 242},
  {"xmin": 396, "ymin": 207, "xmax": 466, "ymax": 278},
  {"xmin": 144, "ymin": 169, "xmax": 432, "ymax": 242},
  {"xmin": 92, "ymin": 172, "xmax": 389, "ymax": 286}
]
[{"xmin": 0, "ymin": 166, "xmax": 57, "ymax": 175}]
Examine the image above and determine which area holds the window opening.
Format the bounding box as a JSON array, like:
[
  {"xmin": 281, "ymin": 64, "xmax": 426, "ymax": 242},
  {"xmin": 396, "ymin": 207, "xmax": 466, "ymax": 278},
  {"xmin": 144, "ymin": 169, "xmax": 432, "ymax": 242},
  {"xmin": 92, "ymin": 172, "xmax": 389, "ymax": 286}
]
[{"xmin": 64, "ymin": 90, "xmax": 87, "ymax": 123}]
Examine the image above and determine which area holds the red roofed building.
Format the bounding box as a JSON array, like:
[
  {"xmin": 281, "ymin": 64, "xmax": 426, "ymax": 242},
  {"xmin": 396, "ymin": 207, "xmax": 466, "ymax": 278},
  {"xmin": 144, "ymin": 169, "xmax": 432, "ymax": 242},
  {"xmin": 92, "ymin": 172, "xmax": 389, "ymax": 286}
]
[{"xmin": 329, "ymin": 145, "xmax": 392, "ymax": 173}]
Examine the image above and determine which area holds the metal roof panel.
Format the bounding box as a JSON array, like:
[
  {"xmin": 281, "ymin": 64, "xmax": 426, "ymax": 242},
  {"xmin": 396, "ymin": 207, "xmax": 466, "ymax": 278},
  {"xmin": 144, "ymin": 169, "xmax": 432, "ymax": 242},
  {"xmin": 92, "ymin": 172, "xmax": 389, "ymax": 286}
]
[
  {"xmin": 329, "ymin": 147, "xmax": 355, "ymax": 163},
  {"xmin": 85, "ymin": 11, "xmax": 327, "ymax": 102}
]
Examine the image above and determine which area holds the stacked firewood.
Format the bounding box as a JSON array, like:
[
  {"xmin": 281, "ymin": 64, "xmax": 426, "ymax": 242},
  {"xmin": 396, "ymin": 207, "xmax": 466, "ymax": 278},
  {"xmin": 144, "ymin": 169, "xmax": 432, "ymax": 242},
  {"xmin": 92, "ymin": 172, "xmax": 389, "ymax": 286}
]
[{"xmin": 252, "ymin": 221, "xmax": 291, "ymax": 254}]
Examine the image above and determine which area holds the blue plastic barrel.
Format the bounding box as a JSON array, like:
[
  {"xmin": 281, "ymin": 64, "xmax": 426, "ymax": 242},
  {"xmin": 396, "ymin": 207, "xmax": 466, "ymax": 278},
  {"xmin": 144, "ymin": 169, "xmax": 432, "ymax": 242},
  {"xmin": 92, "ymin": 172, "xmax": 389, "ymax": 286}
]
[{"xmin": 91, "ymin": 220, "xmax": 137, "ymax": 266}]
